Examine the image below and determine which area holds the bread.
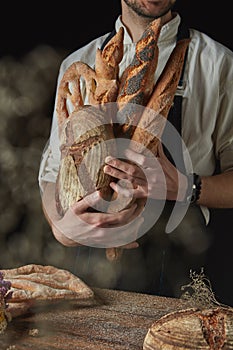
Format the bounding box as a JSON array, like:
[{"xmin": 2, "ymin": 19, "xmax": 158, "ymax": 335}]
[
  {"xmin": 56, "ymin": 105, "xmax": 117, "ymax": 216},
  {"xmin": 105, "ymin": 19, "xmax": 162, "ymax": 261},
  {"xmin": 54, "ymin": 24, "xmax": 190, "ymax": 261},
  {"xmin": 55, "ymin": 28, "xmax": 124, "ymax": 216},
  {"xmin": 131, "ymin": 38, "xmax": 190, "ymax": 156},
  {"xmin": 56, "ymin": 61, "xmax": 96, "ymax": 126},
  {"xmin": 115, "ymin": 18, "xmax": 162, "ymax": 138},
  {"xmin": 107, "ymin": 38, "xmax": 190, "ymax": 261},
  {"xmin": 56, "ymin": 27, "xmax": 124, "ymax": 127},
  {"xmin": 1, "ymin": 264, "xmax": 94, "ymax": 303},
  {"xmin": 143, "ymin": 307, "xmax": 233, "ymax": 349},
  {"xmin": 95, "ymin": 26, "xmax": 124, "ymax": 80}
]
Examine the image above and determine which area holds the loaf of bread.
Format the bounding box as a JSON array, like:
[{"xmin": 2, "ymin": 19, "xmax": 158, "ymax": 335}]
[
  {"xmin": 56, "ymin": 27, "xmax": 124, "ymax": 126},
  {"xmin": 0, "ymin": 264, "xmax": 94, "ymax": 322},
  {"xmin": 105, "ymin": 19, "xmax": 163, "ymax": 261},
  {"xmin": 131, "ymin": 38, "xmax": 190, "ymax": 156},
  {"xmin": 56, "ymin": 105, "xmax": 117, "ymax": 216},
  {"xmin": 1, "ymin": 264, "xmax": 94, "ymax": 302},
  {"xmin": 55, "ymin": 28, "xmax": 125, "ymax": 215},
  {"xmin": 95, "ymin": 26, "xmax": 124, "ymax": 80},
  {"xmin": 107, "ymin": 37, "xmax": 190, "ymax": 261},
  {"xmin": 115, "ymin": 18, "xmax": 162, "ymax": 138},
  {"xmin": 143, "ymin": 307, "xmax": 233, "ymax": 349}
]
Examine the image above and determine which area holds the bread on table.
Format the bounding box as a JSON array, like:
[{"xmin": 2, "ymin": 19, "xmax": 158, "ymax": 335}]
[{"xmin": 143, "ymin": 307, "xmax": 233, "ymax": 349}]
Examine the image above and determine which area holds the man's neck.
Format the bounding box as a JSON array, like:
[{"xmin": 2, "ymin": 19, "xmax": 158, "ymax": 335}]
[{"xmin": 121, "ymin": 6, "xmax": 174, "ymax": 42}]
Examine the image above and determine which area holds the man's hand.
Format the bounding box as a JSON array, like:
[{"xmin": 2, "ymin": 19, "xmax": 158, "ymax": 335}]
[
  {"xmin": 42, "ymin": 182, "xmax": 144, "ymax": 248},
  {"xmin": 104, "ymin": 142, "xmax": 188, "ymax": 202}
]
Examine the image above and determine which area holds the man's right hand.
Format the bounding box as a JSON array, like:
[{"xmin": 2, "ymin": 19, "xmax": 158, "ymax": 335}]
[{"xmin": 42, "ymin": 182, "xmax": 144, "ymax": 248}]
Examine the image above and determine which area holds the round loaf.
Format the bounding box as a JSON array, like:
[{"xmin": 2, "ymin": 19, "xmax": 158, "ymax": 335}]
[
  {"xmin": 143, "ymin": 307, "xmax": 233, "ymax": 349},
  {"xmin": 56, "ymin": 105, "xmax": 117, "ymax": 216}
]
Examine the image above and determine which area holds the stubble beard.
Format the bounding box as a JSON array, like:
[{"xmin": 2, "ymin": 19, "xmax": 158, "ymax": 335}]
[{"xmin": 123, "ymin": 0, "xmax": 176, "ymax": 19}]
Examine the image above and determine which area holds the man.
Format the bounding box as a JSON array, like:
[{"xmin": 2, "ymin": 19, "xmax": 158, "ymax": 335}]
[{"xmin": 39, "ymin": 0, "xmax": 233, "ymax": 300}]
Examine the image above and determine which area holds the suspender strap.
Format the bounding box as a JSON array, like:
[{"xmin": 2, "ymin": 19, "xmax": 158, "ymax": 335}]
[
  {"xmin": 100, "ymin": 29, "xmax": 117, "ymax": 51},
  {"xmin": 162, "ymin": 20, "xmax": 190, "ymax": 173}
]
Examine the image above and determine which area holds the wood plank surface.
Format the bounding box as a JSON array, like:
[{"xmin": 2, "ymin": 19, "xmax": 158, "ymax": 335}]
[{"xmin": 0, "ymin": 288, "xmax": 190, "ymax": 350}]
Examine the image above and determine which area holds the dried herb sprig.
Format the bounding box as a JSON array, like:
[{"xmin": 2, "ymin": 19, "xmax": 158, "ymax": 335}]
[{"xmin": 180, "ymin": 268, "xmax": 223, "ymax": 309}]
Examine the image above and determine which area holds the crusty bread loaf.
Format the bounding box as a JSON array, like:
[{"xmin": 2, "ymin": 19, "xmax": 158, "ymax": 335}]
[
  {"xmin": 95, "ymin": 27, "xmax": 124, "ymax": 80},
  {"xmin": 105, "ymin": 19, "xmax": 162, "ymax": 262},
  {"xmin": 56, "ymin": 106, "xmax": 117, "ymax": 216},
  {"xmin": 115, "ymin": 18, "xmax": 162, "ymax": 138},
  {"xmin": 56, "ymin": 61, "xmax": 96, "ymax": 126},
  {"xmin": 131, "ymin": 38, "xmax": 190, "ymax": 156},
  {"xmin": 107, "ymin": 38, "xmax": 190, "ymax": 261},
  {"xmin": 56, "ymin": 28, "xmax": 124, "ymax": 126},
  {"xmin": 1, "ymin": 264, "xmax": 94, "ymax": 302},
  {"xmin": 55, "ymin": 28, "xmax": 125, "ymax": 216},
  {"xmin": 143, "ymin": 307, "xmax": 233, "ymax": 349}
]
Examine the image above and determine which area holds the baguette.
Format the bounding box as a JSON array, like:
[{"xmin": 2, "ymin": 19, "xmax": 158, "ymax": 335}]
[
  {"xmin": 107, "ymin": 39, "xmax": 190, "ymax": 262},
  {"xmin": 106, "ymin": 19, "xmax": 162, "ymax": 261},
  {"xmin": 115, "ymin": 18, "xmax": 162, "ymax": 138},
  {"xmin": 131, "ymin": 38, "xmax": 190, "ymax": 156},
  {"xmin": 95, "ymin": 27, "xmax": 124, "ymax": 80}
]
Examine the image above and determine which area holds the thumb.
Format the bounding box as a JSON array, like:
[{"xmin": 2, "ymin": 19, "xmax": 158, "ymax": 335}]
[{"xmin": 71, "ymin": 191, "xmax": 101, "ymax": 214}]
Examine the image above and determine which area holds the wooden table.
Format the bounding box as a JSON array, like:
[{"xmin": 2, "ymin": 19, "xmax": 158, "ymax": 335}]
[{"xmin": 0, "ymin": 288, "xmax": 190, "ymax": 350}]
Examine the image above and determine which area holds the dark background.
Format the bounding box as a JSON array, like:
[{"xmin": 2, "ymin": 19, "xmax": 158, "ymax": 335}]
[
  {"xmin": 0, "ymin": 1, "xmax": 232, "ymax": 306},
  {"xmin": 0, "ymin": 1, "xmax": 232, "ymax": 57}
]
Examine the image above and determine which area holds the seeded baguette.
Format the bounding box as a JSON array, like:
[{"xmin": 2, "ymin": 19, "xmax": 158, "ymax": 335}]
[
  {"xmin": 115, "ymin": 18, "xmax": 162, "ymax": 138},
  {"xmin": 131, "ymin": 38, "xmax": 190, "ymax": 156}
]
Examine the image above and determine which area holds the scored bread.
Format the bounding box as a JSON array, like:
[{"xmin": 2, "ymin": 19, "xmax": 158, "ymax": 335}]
[
  {"xmin": 1, "ymin": 264, "xmax": 94, "ymax": 303},
  {"xmin": 56, "ymin": 105, "xmax": 117, "ymax": 216},
  {"xmin": 143, "ymin": 307, "xmax": 233, "ymax": 349},
  {"xmin": 55, "ymin": 28, "xmax": 124, "ymax": 216}
]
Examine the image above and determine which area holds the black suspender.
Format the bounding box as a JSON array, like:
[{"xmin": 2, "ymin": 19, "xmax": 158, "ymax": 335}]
[
  {"xmin": 100, "ymin": 29, "xmax": 117, "ymax": 51},
  {"xmin": 162, "ymin": 21, "xmax": 190, "ymax": 173}
]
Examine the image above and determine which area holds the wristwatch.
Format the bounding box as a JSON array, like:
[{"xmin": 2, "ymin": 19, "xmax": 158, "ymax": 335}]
[{"xmin": 186, "ymin": 173, "xmax": 202, "ymax": 204}]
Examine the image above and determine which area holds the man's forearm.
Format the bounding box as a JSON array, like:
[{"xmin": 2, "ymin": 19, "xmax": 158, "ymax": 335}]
[
  {"xmin": 198, "ymin": 170, "xmax": 233, "ymax": 208},
  {"xmin": 42, "ymin": 182, "xmax": 79, "ymax": 247}
]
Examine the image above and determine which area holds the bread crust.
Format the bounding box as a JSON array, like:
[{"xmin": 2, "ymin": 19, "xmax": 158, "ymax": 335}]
[
  {"xmin": 1, "ymin": 264, "xmax": 94, "ymax": 303},
  {"xmin": 143, "ymin": 307, "xmax": 233, "ymax": 349},
  {"xmin": 131, "ymin": 38, "xmax": 190, "ymax": 156},
  {"xmin": 56, "ymin": 106, "xmax": 117, "ymax": 216},
  {"xmin": 116, "ymin": 18, "xmax": 162, "ymax": 138}
]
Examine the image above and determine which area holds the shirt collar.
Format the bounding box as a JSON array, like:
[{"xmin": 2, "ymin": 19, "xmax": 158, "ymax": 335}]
[{"xmin": 115, "ymin": 13, "xmax": 181, "ymax": 45}]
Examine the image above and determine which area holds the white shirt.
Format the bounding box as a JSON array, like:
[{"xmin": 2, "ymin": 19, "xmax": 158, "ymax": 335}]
[{"xmin": 38, "ymin": 14, "xmax": 233, "ymax": 222}]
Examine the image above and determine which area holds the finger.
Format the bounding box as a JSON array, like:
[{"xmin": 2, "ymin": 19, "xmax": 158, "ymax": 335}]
[
  {"xmin": 70, "ymin": 191, "xmax": 101, "ymax": 214},
  {"xmin": 125, "ymin": 148, "xmax": 160, "ymax": 169},
  {"xmin": 96, "ymin": 201, "xmax": 140, "ymax": 227},
  {"xmin": 105, "ymin": 156, "xmax": 143, "ymax": 179},
  {"xmin": 109, "ymin": 180, "xmax": 135, "ymax": 197},
  {"xmin": 104, "ymin": 164, "xmax": 131, "ymax": 181}
]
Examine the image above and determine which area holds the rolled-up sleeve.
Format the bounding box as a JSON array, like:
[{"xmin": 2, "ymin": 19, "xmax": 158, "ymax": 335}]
[
  {"xmin": 214, "ymin": 76, "xmax": 233, "ymax": 173},
  {"xmin": 38, "ymin": 120, "xmax": 60, "ymax": 193}
]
